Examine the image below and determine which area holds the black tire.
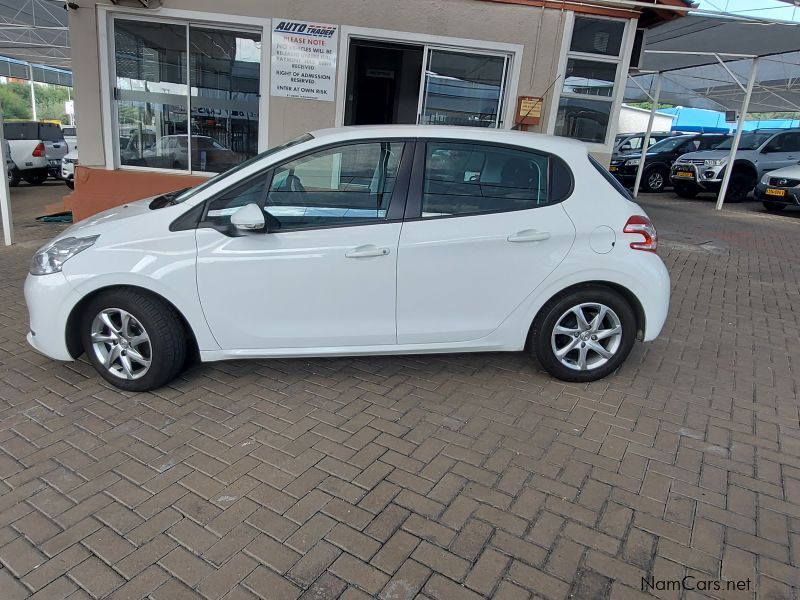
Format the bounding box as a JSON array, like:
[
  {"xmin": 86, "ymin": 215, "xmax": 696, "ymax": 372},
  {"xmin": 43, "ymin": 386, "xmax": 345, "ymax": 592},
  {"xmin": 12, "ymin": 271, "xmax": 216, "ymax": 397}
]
[
  {"xmin": 81, "ymin": 289, "xmax": 187, "ymax": 392},
  {"xmin": 641, "ymin": 166, "xmax": 668, "ymax": 193},
  {"xmin": 530, "ymin": 285, "xmax": 637, "ymax": 383},
  {"xmin": 65, "ymin": 178, "xmax": 74, "ymax": 190},
  {"xmin": 763, "ymin": 201, "xmax": 785, "ymax": 213},
  {"xmin": 23, "ymin": 172, "xmax": 47, "ymax": 186},
  {"xmin": 674, "ymin": 184, "xmax": 698, "ymax": 199},
  {"xmin": 724, "ymin": 171, "xmax": 755, "ymax": 203},
  {"xmin": 8, "ymin": 168, "xmax": 20, "ymax": 187}
]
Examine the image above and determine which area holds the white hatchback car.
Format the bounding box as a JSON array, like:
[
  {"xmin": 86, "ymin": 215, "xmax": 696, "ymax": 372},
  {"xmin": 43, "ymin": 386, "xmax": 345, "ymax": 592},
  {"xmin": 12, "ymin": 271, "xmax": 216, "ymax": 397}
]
[{"xmin": 25, "ymin": 126, "xmax": 670, "ymax": 392}]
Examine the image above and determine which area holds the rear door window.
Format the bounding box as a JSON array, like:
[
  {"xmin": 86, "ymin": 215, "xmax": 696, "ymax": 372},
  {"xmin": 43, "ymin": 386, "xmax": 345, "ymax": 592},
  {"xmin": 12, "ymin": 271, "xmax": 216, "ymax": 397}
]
[{"xmin": 419, "ymin": 142, "xmax": 571, "ymax": 218}]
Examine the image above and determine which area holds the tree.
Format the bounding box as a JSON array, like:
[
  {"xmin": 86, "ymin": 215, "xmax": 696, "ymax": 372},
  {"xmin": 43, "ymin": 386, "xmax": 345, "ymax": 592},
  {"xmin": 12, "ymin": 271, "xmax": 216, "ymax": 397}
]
[{"xmin": 0, "ymin": 81, "xmax": 72, "ymax": 123}]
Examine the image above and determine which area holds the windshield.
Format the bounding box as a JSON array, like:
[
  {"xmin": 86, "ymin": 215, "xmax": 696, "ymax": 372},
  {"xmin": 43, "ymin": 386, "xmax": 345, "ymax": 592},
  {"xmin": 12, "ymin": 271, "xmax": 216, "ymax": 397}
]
[
  {"xmin": 715, "ymin": 132, "xmax": 773, "ymax": 150},
  {"xmin": 158, "ymin": 133, "xmax": 314, "ymax": 206},
  {"xmin": 643, "ymin": 136, "xmax": 691, "ymax": 153}
]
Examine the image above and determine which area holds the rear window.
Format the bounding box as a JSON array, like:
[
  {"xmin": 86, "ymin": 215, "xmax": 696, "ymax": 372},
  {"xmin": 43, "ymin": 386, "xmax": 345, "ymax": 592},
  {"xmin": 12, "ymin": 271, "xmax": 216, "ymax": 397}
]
[
  {"xmin": 590, "ymin": 156, "xmax": 633, "ymax": 201},
  {"xmin": 4, "ymin": 122, "xmax": 38, "ymax": 140},
  {"xmin": 4, "ymin": 122, "xmax": 64, "ymax": 141},
  {"xmin": 40, "ymin": 124, "xmax": 65, "ymax": 142},
  {"xmin": 62, "ymin": 127, "xmax": 76, "ymax": 137}
]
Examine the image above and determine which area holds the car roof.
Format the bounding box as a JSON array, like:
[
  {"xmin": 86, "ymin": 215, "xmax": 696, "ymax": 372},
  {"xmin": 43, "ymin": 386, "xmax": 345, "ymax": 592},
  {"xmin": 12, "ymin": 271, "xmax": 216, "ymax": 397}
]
[{"xmin": 309, "ymin": 125, "xmax": 588, "ymax": 154}]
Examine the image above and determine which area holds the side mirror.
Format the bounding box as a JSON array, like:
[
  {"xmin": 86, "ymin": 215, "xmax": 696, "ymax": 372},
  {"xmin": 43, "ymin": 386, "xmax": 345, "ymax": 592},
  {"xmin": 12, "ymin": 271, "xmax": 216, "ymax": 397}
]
[{"xmin": 231, "ymin": 203, "xmax": 266, "ymax": 232}]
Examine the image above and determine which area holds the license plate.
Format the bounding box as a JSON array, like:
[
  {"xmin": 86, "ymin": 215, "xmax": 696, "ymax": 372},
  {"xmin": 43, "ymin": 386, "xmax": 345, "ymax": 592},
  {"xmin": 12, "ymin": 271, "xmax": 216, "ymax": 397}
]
[
  {"xmin": 674, "ymin": 171, "xmax": 694, "ymax": 179},
  {"xmin": 765, "ymin": 188, "xmax": 786, "ymax": 197},
  {"xmin": 609, "ymin": 166, "xmax": 619, "ymax": 172}
]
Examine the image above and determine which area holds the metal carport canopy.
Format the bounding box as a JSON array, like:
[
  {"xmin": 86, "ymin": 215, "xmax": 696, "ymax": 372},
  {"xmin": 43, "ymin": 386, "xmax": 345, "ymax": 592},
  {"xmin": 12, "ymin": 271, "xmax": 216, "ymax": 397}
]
[{"xmin": 623, "ymin": 14, "xmax": 800, "ymax": 208}]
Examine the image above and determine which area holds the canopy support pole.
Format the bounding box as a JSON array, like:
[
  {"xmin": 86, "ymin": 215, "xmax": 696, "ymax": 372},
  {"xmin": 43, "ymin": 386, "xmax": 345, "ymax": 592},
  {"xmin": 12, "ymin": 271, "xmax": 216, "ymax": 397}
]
[
  {"xmin": 716, "ymin": 58, "xmax": 758, "ymax": 211},
  {"xmin": 0, "ymin": 114, "xmax": 13, "ymax": 246},
  {"xmin": 28, "ymin": 63, "xmax": 37, "ymax": 121},
  {"xmin": 633, "ymin": 72, "xmax": 662, "ymax": 198}
]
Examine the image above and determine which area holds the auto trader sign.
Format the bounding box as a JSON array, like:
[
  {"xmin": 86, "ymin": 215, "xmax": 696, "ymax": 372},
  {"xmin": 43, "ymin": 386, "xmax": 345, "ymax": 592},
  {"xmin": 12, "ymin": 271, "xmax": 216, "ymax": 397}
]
[{"xmin": 271, "ymin": 20, "xmax": 338, "ymax": 101}]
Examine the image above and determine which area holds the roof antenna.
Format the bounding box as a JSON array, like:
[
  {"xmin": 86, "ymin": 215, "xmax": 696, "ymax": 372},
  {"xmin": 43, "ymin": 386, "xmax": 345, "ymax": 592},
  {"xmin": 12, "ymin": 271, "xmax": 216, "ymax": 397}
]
[{"xmin": 512, "ymin": 75, "xmax": 562, "ymax": 131}]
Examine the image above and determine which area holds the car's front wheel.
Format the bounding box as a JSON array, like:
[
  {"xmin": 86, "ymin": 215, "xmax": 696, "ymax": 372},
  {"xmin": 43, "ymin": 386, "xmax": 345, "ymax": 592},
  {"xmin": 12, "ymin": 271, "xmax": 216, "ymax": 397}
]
[
  {"xmin": 81, "ymin": 289, "xmax": 187, "ymax": 392},
  {"xmin": 531, "ymin": 286, "xmax": 636, "ymax": 382},
  {"xmin": 642, "ymin": 166, "xmax": 668, "ymax": 193}
]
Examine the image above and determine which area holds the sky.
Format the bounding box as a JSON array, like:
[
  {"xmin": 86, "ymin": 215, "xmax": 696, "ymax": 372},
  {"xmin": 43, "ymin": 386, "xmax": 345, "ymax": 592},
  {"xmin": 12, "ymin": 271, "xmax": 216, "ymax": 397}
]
[{"xmin": 694, "ymin": 0, "xmax": 800, "ymax": 22}]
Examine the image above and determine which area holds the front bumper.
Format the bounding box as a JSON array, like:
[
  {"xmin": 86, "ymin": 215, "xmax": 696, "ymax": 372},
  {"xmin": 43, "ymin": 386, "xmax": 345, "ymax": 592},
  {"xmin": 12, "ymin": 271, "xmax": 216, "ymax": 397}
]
[
  {"xmin": 756, "ymin": 182, "xmax": 800, "ymax": 205},
  {"xmin": 24, "ymin": 272, "xmax": 80, "ymax": 361},
  {"xmin": 670, "ymin": 163, "xmax": 724, "ymax": 191}
]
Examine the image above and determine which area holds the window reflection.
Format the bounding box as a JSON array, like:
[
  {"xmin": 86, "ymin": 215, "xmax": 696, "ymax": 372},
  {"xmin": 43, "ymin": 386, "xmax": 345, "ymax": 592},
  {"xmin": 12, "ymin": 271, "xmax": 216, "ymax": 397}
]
[
  {"xmin": 421, "ymin": 50, "xmax": 506, "ymax": 128},
  {"xmin": 114, "ymin": 19, "xmax": 261, "ymax": 173},
  {"xmin": 554, "ymin": 97, "xmax": 612, "ymax": 144}
]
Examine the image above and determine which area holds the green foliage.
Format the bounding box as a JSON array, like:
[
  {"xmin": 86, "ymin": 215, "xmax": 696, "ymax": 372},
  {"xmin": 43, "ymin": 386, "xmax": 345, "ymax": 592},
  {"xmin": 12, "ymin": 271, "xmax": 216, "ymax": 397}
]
[{"xmin": 0, "ymin": 81, "xmax": 72, "ymax": 123}]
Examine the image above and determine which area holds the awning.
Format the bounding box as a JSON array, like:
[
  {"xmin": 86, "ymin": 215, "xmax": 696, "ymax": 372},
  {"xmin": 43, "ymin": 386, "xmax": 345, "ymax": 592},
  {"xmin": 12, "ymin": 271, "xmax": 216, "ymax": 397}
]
[{"xmin": 0, "ymin": 0, "xmax": 70, "ymax": 71}]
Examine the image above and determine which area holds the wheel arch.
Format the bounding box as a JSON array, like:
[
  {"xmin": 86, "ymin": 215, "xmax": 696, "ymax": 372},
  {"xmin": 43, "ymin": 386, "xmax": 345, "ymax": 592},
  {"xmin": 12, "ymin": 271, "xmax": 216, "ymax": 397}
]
[
  {"xmin": 526, "ymin": 280, "xmax": 646, "ymax": 348},
  {"xmin": 731, "ymin": 159, "xmax": 758, "ymax": 180},
  {"xmin": 65, "ymin": 284, "xmax": 199, "ymax": 360}
]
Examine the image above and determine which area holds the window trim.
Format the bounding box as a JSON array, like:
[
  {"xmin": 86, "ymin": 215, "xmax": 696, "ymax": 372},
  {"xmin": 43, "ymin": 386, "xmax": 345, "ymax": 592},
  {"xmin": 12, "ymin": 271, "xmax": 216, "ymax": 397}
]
[
  {"xmin": 98, "ymin": 5, "xmax": 270, "ymax": 173},
  {"xmin": 403, "ymin": 139, "xmax": 574, "ymax": 222},
  {"xmin": 195, "ymin": 137, "xmax": 415, "ymax": 236},
  {"xmin": 334, "ymin": 25, "xmax": 523, "ymax": 130},
  {"xmin": 545, "ymin": 11, "xmax": 637, "ymax": 152}
]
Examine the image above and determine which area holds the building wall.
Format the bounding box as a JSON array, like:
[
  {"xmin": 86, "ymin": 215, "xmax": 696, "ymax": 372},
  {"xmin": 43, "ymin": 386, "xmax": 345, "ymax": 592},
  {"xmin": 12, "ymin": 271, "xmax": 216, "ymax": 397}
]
[
  {"xmin": 71, "ymin": 0, "xmax": 570, "ymax": 169},
  {"xmin": 617, "ymin": 105, "xmax": 676, "ymax": 134},
  {"xmin": 65, "ymin": 0, "xmax": 642, "ymax": 218}
]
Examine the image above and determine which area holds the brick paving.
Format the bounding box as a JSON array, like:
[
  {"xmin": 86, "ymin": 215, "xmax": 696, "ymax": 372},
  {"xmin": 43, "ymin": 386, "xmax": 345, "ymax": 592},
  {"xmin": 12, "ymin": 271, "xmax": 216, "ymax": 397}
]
[{"xmin": 1, "ymin": 185, "xmax": 799, "ymax": 599}]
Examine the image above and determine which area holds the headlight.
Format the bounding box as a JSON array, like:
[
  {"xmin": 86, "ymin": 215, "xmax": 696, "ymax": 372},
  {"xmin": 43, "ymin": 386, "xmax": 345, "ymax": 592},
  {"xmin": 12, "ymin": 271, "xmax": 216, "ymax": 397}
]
[
  {"xmin": 30, "ymin": 235, "xmax": 98, "ymax": 276},
  {"xmin": 704, "ymin": 159, "xmax": 726, "ymax": 167},
  {"xmin": 761, "ymin": 172, "xmax": 771, "ymax": 185},
  {"xmin": 625, "ymin": 159, "xmax": 640, "ymax": 166}
]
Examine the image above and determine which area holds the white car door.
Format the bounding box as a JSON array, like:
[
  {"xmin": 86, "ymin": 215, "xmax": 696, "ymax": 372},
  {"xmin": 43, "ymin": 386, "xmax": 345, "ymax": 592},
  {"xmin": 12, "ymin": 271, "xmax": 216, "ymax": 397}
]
[
  {"xmin": 760, "ymin": 132, "xmax": 800, "ymax": 173},
  {"xmin": 397, "ymin": 141, "xmax": 576, "ymax": 344},
  {"xmin": 195, "ymin": 140, "xmax": 409, "ymax": 350}
]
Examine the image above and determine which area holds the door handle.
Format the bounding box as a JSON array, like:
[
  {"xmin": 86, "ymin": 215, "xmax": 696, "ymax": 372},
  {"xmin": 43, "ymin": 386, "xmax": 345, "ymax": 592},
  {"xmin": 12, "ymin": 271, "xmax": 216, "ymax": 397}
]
[
  {"xmin": 345, "ymin": 245, "xmax": 390, "ymax": 258},
  {"xmin": 507, "ymin": 230, "xmax": 551, "ymax": 243}
]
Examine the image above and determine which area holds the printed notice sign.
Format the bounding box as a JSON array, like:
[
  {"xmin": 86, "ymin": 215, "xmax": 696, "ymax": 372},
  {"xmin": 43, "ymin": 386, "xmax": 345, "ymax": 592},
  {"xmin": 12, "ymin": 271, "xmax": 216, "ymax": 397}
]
[{"xmin": 271, "ymin": 20, "xmax": 338, "ymax": 101}]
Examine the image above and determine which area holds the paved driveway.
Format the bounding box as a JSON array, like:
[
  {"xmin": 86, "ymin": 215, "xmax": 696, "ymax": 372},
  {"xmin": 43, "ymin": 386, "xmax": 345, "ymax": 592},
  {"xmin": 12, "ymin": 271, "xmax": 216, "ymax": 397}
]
[{"xmin": 0, "ymin": 186, "xmax": 798, "ymax": 599}]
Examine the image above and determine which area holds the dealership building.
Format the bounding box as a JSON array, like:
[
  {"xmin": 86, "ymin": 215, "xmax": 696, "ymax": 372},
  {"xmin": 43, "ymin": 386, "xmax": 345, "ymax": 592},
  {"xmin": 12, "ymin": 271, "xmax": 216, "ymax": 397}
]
[{"xmin": 65, "ymin": 0, "xmax": 687, "ymax": 219}]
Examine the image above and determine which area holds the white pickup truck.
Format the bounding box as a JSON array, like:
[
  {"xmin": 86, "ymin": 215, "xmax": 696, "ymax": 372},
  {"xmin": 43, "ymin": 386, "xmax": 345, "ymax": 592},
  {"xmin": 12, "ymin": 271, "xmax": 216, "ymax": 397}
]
[{"xmin": 4, "ymin": 121, "xmax": 69, "ymax": 185}]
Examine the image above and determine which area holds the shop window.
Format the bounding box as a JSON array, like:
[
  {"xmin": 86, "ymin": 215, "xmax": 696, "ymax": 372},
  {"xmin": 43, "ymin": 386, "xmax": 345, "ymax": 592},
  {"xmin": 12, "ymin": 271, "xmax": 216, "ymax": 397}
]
[
  {"xmin": 113, "ymin": 18, "xmax": 260, "ymax": 173},
  {"xmin": 421, "ymin": 51, "xmax": 508, "ymax": 128},
  {"xmin": 554, "ymin": 16, "xmax": 626, "ymax": 145}
]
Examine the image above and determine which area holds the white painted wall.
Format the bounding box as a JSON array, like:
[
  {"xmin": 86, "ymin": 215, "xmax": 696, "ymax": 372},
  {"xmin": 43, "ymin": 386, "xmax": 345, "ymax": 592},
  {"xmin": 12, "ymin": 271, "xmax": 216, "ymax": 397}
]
[{"xmin": 618, "ymin": 104, "xmax": 675, "ymax": 134}]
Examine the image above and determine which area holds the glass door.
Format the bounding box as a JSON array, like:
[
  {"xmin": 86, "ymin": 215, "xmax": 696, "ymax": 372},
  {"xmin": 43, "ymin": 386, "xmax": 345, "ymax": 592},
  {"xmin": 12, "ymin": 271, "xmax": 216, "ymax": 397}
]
[{"xmin": 418, "ymin": 49, "xmax": 509, "ymax": 128}]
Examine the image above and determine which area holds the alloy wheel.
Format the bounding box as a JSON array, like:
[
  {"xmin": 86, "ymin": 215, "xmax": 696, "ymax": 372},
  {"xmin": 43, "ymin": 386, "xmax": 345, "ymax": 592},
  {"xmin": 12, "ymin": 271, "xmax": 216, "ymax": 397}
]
[
  {"xmin": 550, "ymin": 303, "xmax": 623, "ymax": 371},
  {"xmin": 90, "ymin": 308, "xmax": 152, "ymax": 380},
  {"xmin": 647, "ymin": 171, "xmax": 664, "ymax": 190}
]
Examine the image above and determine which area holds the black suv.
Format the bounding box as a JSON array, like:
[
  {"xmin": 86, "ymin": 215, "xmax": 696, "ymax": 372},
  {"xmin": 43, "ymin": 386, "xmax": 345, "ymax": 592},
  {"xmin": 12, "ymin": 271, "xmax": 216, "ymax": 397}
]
[{"xmin": 609, "ymin": 133, "xmax": 730, "ymax": 192}]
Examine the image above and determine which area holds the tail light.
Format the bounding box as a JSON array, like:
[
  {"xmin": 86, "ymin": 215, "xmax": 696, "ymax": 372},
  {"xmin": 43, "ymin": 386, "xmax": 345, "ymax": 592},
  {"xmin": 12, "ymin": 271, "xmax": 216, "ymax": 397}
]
[
  {"xmin": 32, "ymin": 143, "xmax": 45, "ymax": 158},
  {"xmin": 623, "ymin": 215, "xmax": 658, "ymax": 252}
]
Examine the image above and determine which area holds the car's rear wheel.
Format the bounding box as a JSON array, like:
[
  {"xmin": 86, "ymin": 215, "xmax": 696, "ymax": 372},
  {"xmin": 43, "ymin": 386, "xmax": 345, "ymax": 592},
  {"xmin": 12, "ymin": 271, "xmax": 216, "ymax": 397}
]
[
  {"xmin": 531, "ymin": 286, "xmax": 636, "ymax": 383},
  {"xmin": 8, "ymin": 167, "xmax": 20, "ymax": 187},
  {"xmin": 724, "ymin": 171, "xmax": 755, "ymax": 203},
  {"xmin": 81, "ymin": 289, "xmax": 187, "ymax": 392},
  {"xmin": 763, "ymin": 201, "xmax": 785, "ymax": 213},
  {"xmin": 65, "ymin": 178, "xmax": 74, "ymax": 190},
  {"xmin": 674, "ymin": 183, "xmax": 698, "ymax": 199},
  {"xmin": 642, "ymin": 166, "xmax": 667, "ymax": 193}
]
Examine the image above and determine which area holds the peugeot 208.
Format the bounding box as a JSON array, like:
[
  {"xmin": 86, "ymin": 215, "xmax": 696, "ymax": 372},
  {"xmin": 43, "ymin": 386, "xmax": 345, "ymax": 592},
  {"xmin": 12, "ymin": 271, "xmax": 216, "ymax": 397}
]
[{"xmin": 25, "ymin": 126, "xmax": 670, "ymax": 392}]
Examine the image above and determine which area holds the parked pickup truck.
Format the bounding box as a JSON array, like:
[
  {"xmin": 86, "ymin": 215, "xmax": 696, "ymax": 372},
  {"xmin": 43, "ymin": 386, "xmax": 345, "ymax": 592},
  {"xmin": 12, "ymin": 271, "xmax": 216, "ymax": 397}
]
[{"xmin": 4, "ymin": 121, "xmax": 69, "ymax": 185}]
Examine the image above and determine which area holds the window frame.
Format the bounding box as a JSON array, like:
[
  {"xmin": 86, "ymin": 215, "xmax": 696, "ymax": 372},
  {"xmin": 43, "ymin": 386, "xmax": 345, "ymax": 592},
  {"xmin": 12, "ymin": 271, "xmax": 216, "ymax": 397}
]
[
  {"xmin": 546, "ymin": 12, "xmax": 636, "ymax": 152},
  {"xmin": 403, "ymin": 139, "xmax": 574, "ymax": 221},
  {"xmin": 99, "ymin": 6, "xmax": 270, "ymax": 175},
  {"xmin": 196, "ymin": 137, "xmax": 416, "ymax": 235}
]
